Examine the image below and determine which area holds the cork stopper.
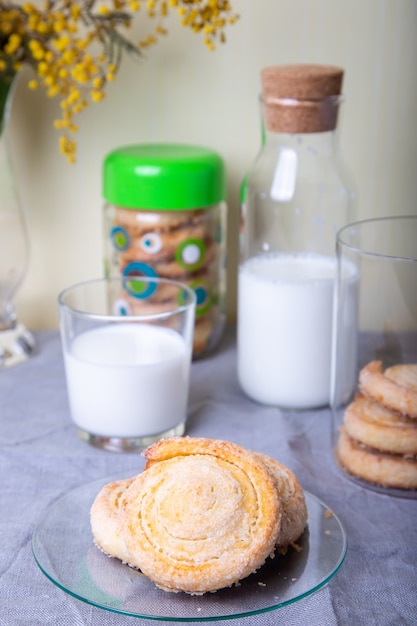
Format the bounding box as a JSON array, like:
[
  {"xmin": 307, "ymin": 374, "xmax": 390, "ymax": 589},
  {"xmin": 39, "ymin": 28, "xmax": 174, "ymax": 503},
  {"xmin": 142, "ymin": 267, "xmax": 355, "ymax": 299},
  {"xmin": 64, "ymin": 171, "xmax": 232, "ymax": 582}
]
[{"xmin": 260, "ymin": 64, "xmax": 344, "ymax": 133}]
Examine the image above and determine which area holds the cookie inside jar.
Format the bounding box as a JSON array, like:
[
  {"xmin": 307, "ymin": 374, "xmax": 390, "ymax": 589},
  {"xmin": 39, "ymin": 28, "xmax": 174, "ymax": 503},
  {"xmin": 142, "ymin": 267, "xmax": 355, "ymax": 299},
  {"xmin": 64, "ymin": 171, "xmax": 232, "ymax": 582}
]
[
  {"xmin": 331, "ymin": 216, "xmax": 417, "ymax": 498},
  {"xmin": 334, "ymin": 361, "xmax": 417, "ymax": 493}
]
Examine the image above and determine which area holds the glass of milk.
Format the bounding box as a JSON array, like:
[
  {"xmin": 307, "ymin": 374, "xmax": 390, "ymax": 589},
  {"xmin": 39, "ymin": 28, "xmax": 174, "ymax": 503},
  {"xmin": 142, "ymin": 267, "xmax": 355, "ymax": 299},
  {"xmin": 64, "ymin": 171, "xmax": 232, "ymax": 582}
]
[
  {"xmin": 58, "ymin": 276, "xmax": 196, "ymax": 452},
  {"xmin": 331, "ymin": 216, "xmax": 417, "ymax": 497}
]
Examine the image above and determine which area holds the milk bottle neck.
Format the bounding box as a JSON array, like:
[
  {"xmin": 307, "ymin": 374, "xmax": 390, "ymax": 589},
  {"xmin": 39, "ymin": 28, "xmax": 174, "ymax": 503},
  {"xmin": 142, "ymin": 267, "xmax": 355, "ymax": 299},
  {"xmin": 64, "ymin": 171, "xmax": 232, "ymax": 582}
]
[
  {"xmin": 261, "ymin": 128, "xmax": 341, "ymax": 159},
  {"xmin": 259, "ymin": 93, "xmax": 343, "ymax": 154},
  {"xmin": 240, "ymin": 96, "xmax": 352, "ymax": 262}
]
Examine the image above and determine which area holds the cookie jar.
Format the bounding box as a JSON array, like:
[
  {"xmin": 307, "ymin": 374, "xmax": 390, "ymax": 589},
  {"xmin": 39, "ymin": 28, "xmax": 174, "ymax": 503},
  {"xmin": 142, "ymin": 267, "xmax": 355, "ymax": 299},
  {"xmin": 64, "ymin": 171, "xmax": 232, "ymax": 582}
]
[
  {"xmin": 237, "ymin": 64, "xmax": 355, "ymax": 409},
  {"xmin": 103, "ymin": 143, "xmax": 227, "ymax": 358},
  {"xmin": 331, "ymin": 216, "xmax": 417, "ymax": 499}
]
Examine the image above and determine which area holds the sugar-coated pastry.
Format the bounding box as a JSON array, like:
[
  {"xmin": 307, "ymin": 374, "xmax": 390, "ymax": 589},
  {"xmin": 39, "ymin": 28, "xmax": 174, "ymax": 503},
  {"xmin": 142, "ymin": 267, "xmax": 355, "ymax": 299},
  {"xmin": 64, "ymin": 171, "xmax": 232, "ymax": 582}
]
[
  {"xmin": 90, "ymin": 478, "xmax": 134, "ymax": 563},
  {"xmin": 343, "ymin": 395, "xmax": 417, "ymax": 456},
  {"xmin": 90, "ymin": 437, "xmax": 308, "ymax": 595},
  {"xmin": 123, "ymin": 437, "xmax": 282, "ymax": 594},
  {"xmin": 336, "ymin": 427, "xmax": 417, "ymax": 490},
  {"xmin": 359, "ymin": 361, "xmax": 417, "ymax": 418},
  {"xmin": 255, "ymin": 453, "xmax": 307, "ymax": 552}
]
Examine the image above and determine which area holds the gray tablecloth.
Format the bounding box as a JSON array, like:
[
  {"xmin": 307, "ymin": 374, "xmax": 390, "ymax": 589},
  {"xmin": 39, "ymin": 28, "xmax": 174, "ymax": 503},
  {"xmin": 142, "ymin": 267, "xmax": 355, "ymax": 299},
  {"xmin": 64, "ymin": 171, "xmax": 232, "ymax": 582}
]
[{"xmin": 1, "ymin": 328, "xmax": 416, "ymax": 626}]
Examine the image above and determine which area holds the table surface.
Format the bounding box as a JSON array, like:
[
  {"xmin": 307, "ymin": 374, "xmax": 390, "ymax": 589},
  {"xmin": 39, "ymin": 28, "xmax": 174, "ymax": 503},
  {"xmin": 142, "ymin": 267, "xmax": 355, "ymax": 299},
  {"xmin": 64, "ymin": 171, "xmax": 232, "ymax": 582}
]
[{"xmin": 1, "ymin": 328, "xmax": 416, "ymax": 626}]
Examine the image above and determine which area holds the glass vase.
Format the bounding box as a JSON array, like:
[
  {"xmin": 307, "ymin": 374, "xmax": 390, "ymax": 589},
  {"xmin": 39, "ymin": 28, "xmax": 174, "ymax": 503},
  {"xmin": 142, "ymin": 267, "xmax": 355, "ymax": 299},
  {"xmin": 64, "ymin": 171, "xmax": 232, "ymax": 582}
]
[{"xmin": 0, "ymin": 74, "xmax": 34, "ymax": 367}]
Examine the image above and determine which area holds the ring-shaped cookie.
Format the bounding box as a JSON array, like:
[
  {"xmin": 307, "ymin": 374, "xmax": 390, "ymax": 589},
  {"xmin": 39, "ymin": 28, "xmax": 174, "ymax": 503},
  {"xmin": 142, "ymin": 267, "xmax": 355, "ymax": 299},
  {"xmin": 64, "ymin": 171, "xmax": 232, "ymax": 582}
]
[
  {"xmin": 359, "ymin": 361, "xmax": 417, "ymax": 418},
  {"xmin": 336, "ymin": 427, "xmax": 417, "ymax": 490},
  {"xmin": 343, "ymin": 395, "xmax": 417, "ymax": 456}
]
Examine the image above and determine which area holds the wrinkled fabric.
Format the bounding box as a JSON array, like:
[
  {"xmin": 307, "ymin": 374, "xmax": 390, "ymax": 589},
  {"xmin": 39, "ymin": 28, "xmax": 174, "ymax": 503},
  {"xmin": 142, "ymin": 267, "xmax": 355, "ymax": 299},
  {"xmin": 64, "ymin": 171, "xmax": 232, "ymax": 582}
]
[{"xmin": 0, "ymin": 329, "xmax": 416, "ymax": 626}]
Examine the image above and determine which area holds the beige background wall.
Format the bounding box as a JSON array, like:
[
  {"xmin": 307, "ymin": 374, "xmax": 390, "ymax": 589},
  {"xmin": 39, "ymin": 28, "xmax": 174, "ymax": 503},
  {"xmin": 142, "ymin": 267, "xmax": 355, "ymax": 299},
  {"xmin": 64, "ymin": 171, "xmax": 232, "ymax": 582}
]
[{"xmin": 9, "ymin": 0, "xmax": 417, "ymax": 331}]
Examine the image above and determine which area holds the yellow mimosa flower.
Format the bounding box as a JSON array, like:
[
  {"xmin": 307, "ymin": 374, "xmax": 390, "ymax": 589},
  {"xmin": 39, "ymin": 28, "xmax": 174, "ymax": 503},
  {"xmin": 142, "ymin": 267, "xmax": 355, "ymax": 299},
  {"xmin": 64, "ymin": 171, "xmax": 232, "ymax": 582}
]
[{"xmin": 0, "ymin": 0, "xmax": 238, "ymax": 162}]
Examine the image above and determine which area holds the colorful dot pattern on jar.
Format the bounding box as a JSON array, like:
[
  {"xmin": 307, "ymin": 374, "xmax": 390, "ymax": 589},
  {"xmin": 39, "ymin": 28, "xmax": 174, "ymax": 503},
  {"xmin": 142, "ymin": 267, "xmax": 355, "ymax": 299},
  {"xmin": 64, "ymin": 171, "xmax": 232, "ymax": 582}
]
[{"xmin": 105, "ymin": 206, "xmax": 225, "ymax": 357}]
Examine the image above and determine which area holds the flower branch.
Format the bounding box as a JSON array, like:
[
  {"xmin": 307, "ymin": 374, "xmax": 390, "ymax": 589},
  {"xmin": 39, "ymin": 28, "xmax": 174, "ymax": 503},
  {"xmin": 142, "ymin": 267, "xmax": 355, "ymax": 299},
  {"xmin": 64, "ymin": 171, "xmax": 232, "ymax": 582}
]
[{"xmin": 0, "ymin": 1, "xmax": 239, "ymax": 162}]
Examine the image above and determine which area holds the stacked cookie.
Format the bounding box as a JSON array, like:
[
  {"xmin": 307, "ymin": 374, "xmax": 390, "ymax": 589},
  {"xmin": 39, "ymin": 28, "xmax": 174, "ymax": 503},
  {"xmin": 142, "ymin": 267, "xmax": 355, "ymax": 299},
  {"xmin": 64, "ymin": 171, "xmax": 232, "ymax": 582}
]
[
  {"xmin": 110, "ymin": 206, "xmax": 224, "ymax": 357},
  {"xmin": 336, "ymin": 361, "xmax": 417, "ymax": 490},
  {"xmin": 90, "ymin": 437, "xmax": 307, "ymax": 595}
]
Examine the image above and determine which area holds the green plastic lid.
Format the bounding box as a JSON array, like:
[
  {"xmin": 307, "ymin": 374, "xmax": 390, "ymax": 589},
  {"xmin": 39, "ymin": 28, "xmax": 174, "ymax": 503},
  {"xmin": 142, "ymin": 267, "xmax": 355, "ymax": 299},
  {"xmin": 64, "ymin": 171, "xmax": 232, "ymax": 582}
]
[{"xmin": 103, "ymin": 143, "xmax": 226, "ymax": 211}]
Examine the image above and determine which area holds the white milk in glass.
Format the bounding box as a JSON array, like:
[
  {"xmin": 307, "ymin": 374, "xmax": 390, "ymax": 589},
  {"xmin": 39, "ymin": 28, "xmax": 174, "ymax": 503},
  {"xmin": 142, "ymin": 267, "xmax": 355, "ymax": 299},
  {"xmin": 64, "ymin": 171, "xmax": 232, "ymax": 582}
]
[
  {"xmin": 63, "ymin": 323, "xmax": 190, "ymax": 437},
  {"xmin": 237, "ymin": 252, "xmax": 357, "ymax": 409}
]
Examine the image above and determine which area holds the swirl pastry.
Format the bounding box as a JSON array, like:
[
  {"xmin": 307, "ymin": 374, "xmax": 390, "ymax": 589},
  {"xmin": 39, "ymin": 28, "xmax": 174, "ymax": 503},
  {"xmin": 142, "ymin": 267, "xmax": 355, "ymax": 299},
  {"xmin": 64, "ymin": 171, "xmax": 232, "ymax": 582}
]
[
  {"xmin": 359, "ymin": 361, "xmax": 417, "ymax": 418},
  {"xmin": 255, "ymin": 453, "xmax": 307, "ymax": 552},
  {"xmin": 122, "ymin": 437, "xmax": 282, "ymax": 594},
  {"xmin": 90, "ymin": 437, "xmax": 308, "ymax": 595},
  {"xmin": 90, "ymin": 477, "xmax": 134, "ymax": 564}
]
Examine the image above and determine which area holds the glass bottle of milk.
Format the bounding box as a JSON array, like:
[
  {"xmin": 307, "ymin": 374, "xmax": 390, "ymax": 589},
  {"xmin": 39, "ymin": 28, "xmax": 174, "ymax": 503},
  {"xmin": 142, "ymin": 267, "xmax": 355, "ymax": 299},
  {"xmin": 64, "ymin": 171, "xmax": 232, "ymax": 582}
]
[{"xmin": 238, "ymin": 64, "xmax": 356, "ymax": 409}]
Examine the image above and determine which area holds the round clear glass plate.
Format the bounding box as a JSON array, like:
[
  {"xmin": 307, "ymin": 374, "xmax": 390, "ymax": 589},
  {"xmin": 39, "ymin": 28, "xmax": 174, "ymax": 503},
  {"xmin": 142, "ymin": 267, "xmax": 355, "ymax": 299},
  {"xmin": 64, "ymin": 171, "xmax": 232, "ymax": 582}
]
[{"xmin": 32, "ymin": 474, "xmax": 347, "ymax": 622}]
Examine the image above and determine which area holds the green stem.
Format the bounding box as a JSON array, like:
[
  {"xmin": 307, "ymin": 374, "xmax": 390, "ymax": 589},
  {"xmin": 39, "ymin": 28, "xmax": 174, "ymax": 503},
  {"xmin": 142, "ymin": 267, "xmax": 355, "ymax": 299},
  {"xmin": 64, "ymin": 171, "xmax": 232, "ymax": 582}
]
[{"xmin": 0, "ymin": 73, "xmax": 16, "ymax": 134}]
